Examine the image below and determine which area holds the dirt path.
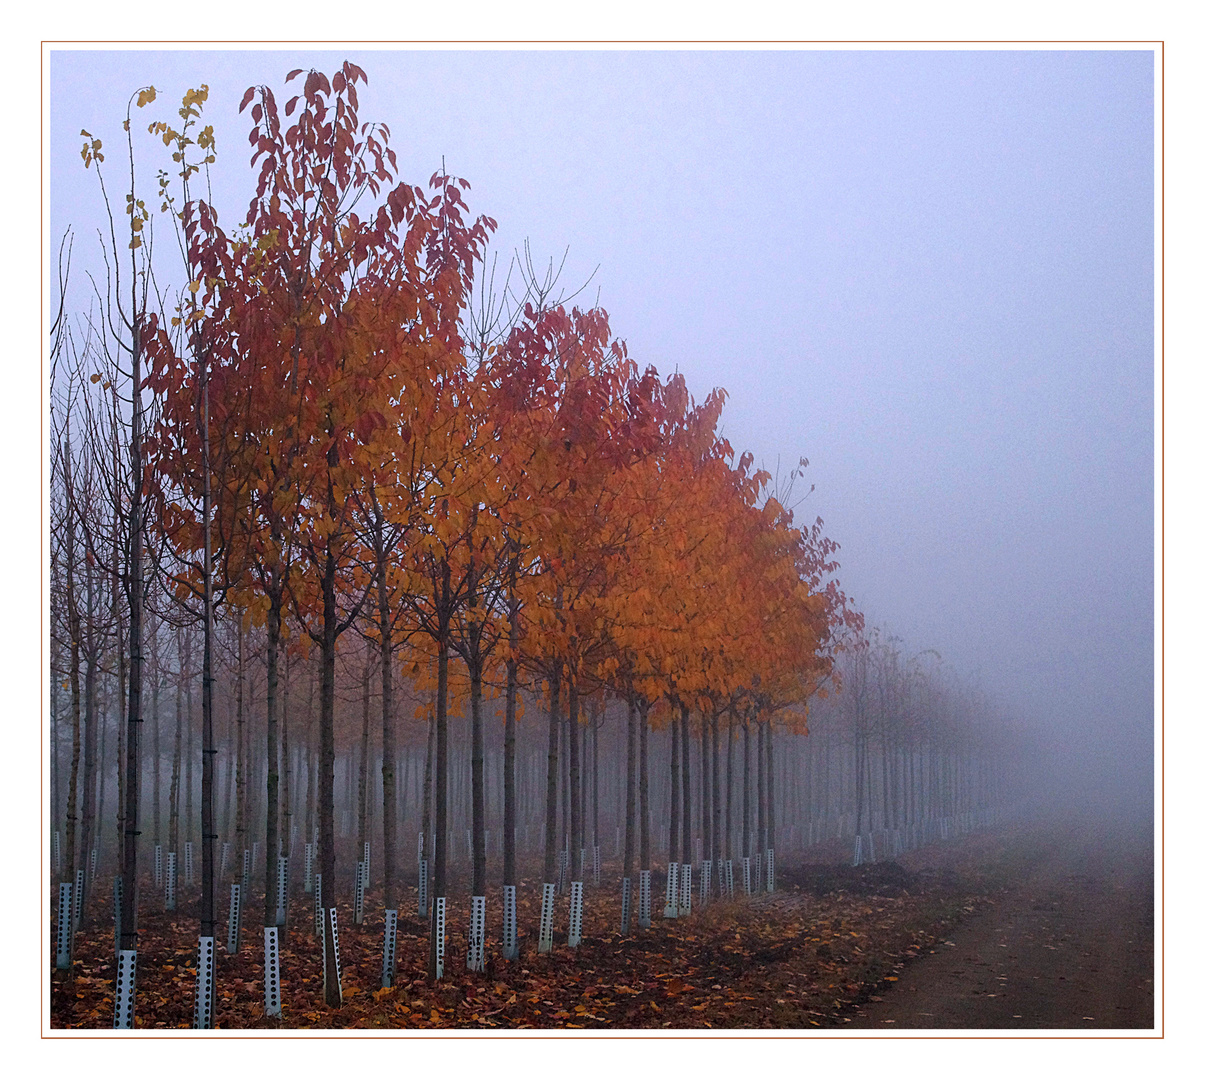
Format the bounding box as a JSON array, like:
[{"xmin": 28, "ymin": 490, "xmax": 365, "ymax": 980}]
[{"xmin": 846, "ymin": 816, "xmax": 1154, "ymax": 1030}]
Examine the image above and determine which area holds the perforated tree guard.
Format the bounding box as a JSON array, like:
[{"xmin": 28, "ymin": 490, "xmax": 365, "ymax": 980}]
[
  {"xmin": 153, "ymin": 844, "xmax": 163, "ymax": 889},
  {"xmin": 185, "ymin": 841, "xmax": 195, "ymax": 886},
  {"xmin": 321, "ymin": 907, "xmax": 343, "ymax": 1004},
  {"xmin": 56, "ymin": 882, "xmax": 73, "ymax": 969},
  {"xmin": 579, "ymin": 848, "xmax": 587, "ymax": 880},
  {"xmin": 252, "ymin": 841, "xmax": 259, "ymax": 876},
  {"xmin": 852, "ymin": 834, "xmax": 863, "ymax": 867},
  {"xmin": 275, "ymin": 855, "xmax": 289, "ymax": 927},
  {"xmin": 700, "ymin": 860, "xmax": 711, "ymax": 905},
  {"xmin": 382, "ymin": 909, "xmax": 398, "ymax": 988},
  {"xmin": 754, "ymin": 852, "xmax": 762, "ymax": 893},
  {"xmin": 742, "ymin": 856, "xmax": 751, "ymax": 896},
  {"xmin": 73, "ymin": 868, "xmax": 84, "ymax": 930},
  {"xmin": 165, "ymin": 851, "xmax": 177, "ymax": 911},
  {"xmin": 724, "ymin": 859, "xmax": 734, "ymax": 898},
  {"xmin": 537, "ymin": 882, "xmax": 555, "ymax": 953},
  {"xmin": 620, "ymin": 877, "xmax": 631, "ymax": 936},
  {"xmin": 264, "ymin": 926, "xmax": 281, "ymax": 1017},
  {"xmin": 638, "ymin": 870, "xmax": 651, "ymax": 928},
  {"xmin": 766, "ymin": 848, "xmax": 775, "ymax": 893},
  {"xmin": 467, "ymin": 895, "xmax": 486, "ymax": 972},
  {"xmin": 362, "ymin": 841, "xmax": 371, "ymax": 885},
  {"xmin": 663, "ymin": 862, "xmax": 679, "ymax": 918},
  {"xmin": 418, "ymin": 859, "xmax": 428, "ymax": 918},
  {"xmin": 193, "ymin": 936, "xmax": 215, "ymax": 1029},
  {"xmin": 113, "ymin": 948, "xmax": 137, "ymax": 1028},
  {"xmin": 433, "ymin": 897, "xmax": 446, "ymax": 979},
  {"xmin": 418, "ymin": 831, "xmax": 424, "ymax": 863},
  {"xmin": 227, "ymin": 884, "xmax": 242, "ymax": 955},
  {"xmin": 502, "ymin": 884, "xmax": 518, "ymax": 959},
  {"xmin": 53, "ymin": 830, "xmax": 61, "ymax": 875},
  {"xmin": 567, "ymin": 881, "xmax": 584, "ymax": 948},
  {"xmin": 353, "ymin": 861, "xmax": 365, "ymax": 925},
  {"xmin": 241, "ymin": 848, "xmax": 251, "ymax": 895},
  {"xmin": 592, "ymin": 845, "xmax": 601, "ymax": 886},
  {"xmin": 304, "ymin": 842, "xmax": 313, "ymax": 893},
  {"xmin": 314, "ymin": 874, "xmax": 323, "ymax": 937},
  {"xmin": 90, "ymin": 848, "xmax": 97, "ymax": 884},
  {"xmin": 680, "ymin": 863, "xmax": 692, "ymax": 916}
]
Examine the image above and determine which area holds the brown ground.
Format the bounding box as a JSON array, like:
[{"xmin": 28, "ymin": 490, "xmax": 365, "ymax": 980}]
[
  {"xmin": 49, "ymin": 815, "xmax": 1154, "ymax": 1030},
  {"xmin": 846, "ymin": 814, "xmax": 1154, "ymax": 1030}
]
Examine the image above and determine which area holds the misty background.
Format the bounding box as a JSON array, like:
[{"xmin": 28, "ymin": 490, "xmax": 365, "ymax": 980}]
[{"xmin": 49, "ymin": 47, "xmax": 1155, "ymax": 821}]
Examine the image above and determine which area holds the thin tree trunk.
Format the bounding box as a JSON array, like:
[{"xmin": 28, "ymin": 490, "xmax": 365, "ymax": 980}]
[
  {"xmin": 568, "ymin": 680, "xmax": 581, "ymax": 874},
  {"xmin": 681, "ymin": 704, "xmax": 691, "ymax": 866},
  {"xmin": 542, "ymin": 668, "xmax": 562, "ymax": 885}
]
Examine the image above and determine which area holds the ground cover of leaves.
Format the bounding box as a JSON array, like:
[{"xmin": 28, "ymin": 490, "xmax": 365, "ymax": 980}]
[{"xmin": 50, "ymin": 832, "xmax": 1010, "ymax": 1030}]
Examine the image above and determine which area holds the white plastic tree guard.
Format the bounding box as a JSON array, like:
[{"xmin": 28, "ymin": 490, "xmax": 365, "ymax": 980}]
[
  {"xmin": 252, "ymin": 841, "xmax": 260, "ymax": 876},
  {"xmin": 166, "ymin": 851, "xmax": 177, "ymax": 911},
  {"xmin": 418, "ymin": 859, "xmax": 429, "ymax": 918},
  {"xmin": 113, "ymin": 948, "xmax": 137, "ymax": 1028},
  {"xmin": 700, "ymin": 860, "xmax": 711, "ymax": 905},
  {"xmin": 241, "ymin": 848, "xmax": 251, "ymax": 895},
  {"xmin": 467, "ymin": 894, "xmax": 486, "ymax": 972},
  {"xmin": 663, "ymin": 862, "xmax": 679, "ymax": 918},
  {"xmin": 54, "ymin": 830, "xmax": 61, "ymax": 875},
  {"xmin": 56, "ymin": 882, "xmax": 73, "ymax": 969},
  {"xmin": 766, "ymin": 848, "xmax": 775, "ymax": 893},
  {"xmin": 153, "ymin": 844, "xmax": 163, "ymax": 889},
  {"xmin": 724, "ymin": 859, "xmax": 734, "ymax": 898},
  {"xmin": 638, "ymin": 870, "xmax": 652, "ymax": 928},
  {"xmin": 275, "ymin": 855, "xmax": 289, "ymax": 927},
  {"xmin": 304, "ymin": 842, "xmax": 314, "ymax": 893},
  {"xmin": 852, "ymin": 834, "xmax": 864, "ymax": 866},
  {"xmin": 89, "ymin": 848, "xmax": 97, "ymax": 884},
  {"xmin": 185, "ymin": 841, "xmax": 195, "ymax": 886},
  {"xmin": 502, "ymin": 884, "xmax": 518, "ymax": 959},
  {"xmin": 579, "ymin": 848, "xmax": 587, "ymax": 881},
  {"xmin": 754, "ymin": 852, "xmax": 762, "ymax": 893},
  {"xmin": 73, "ymin": 867, "xmax": 85, "ymax": 931},
  {"xmin": 382, "ymin": 909, "xmax": 398, "ymax": 988},
  {"xmin": 320, "ymin": 906, "xmax": 343, "ymax": 1004},
  {"xmin": 353, "ymin": 861, "xmax": 365, "ymax": 925},
  {"xmin": 620, "ymin": 877, "xmax": 631, "ymax": 936},
  {"xmin": 592, "ymin": 845, "xmax": 601, "ymax": 886},
  {"xmin": 418, "ymin": 830, "xmax": 424, "ymax": 863},
  {"xmin": 227, "ymin": 883, "xmax": 242, "ymax": 955},
  {"xmin": 680, "ymin": 863, "xmax": 692, "ymax": 916},
  {"xmin": 314, "ymin": 874, "xmax": 323, "ymax": 937},
  {"xmin": 433, "ymin": 897, "xmax": 446, "ymax": 979},
  {"xmin": 264, "ymin": 926, "xmax": 281, "ymax": 1017},
  {"xmin": 567, "ymin": 880, "xmax": 584, "ymax": 948},
  {"xmin": 537, "ymin": 882, "xmax": 555, "ymax": 953},
  {"xmin": 193, "ymin": 936, "xmax": 215, "ymax": 1029},
  {"xmin": 742, "ymin": 856, "xmax": 752, "ymax": 896},
  {"xmin": 363, "ymin": 841, "xmax": 371, "ymax": 885}
]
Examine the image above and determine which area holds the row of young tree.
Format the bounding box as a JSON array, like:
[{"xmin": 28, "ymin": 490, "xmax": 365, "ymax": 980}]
[{"xmin": 48, "ymin": 64, "xmax": 1014, "ymax": 1027}]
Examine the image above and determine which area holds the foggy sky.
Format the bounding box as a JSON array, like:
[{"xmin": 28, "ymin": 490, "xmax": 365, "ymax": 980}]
[{"xmin": 49, "ymin": 48, "xmax": 1155, "ymax": 811}]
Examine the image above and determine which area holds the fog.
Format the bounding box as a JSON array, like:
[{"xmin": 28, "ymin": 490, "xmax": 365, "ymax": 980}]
[{"xmin": 49, "ymin": 47, "xmax": 1155, "ymax": 824}]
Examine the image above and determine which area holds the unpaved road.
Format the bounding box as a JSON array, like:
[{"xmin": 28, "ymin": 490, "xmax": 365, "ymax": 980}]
[{"xmin": 847, "ymin": 815, "xmax": 1154, "ymax": 1029}]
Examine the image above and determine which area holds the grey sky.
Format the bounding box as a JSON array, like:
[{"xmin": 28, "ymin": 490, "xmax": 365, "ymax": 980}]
[{"xmin": 50, "ymin": 48, "xmax": 1155, "ymax": 802}]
